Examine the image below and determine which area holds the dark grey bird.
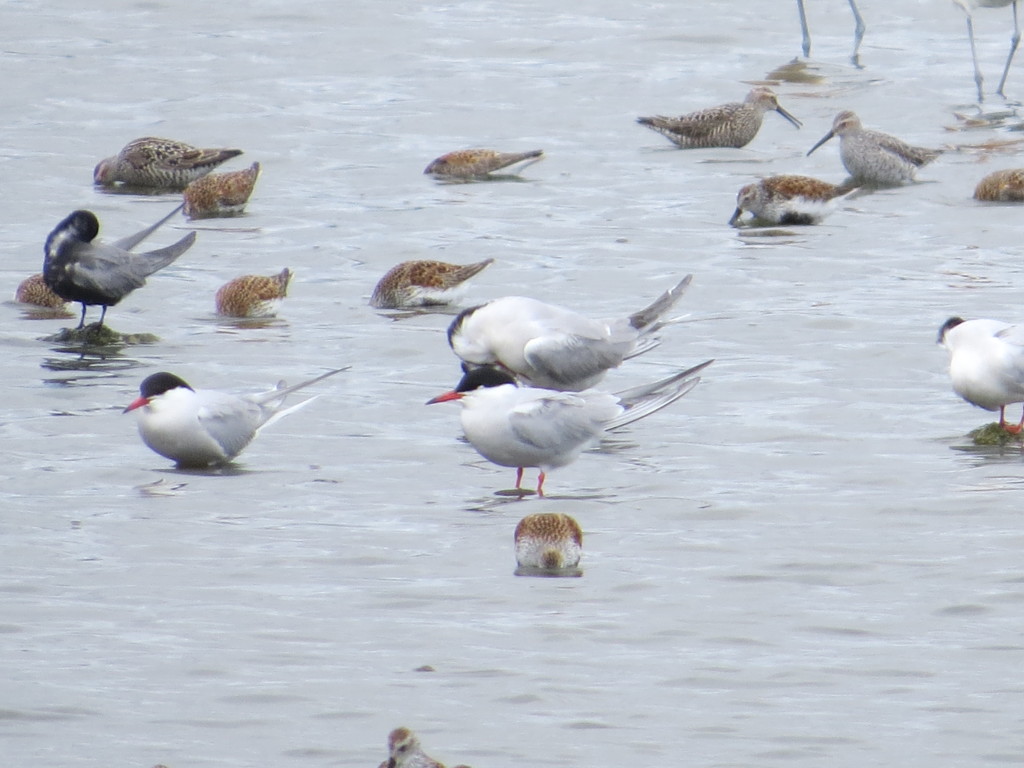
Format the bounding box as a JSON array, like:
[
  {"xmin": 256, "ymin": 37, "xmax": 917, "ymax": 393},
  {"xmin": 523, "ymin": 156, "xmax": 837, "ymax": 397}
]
[{"xmin": 43, "ymin": 204, "xmax": 196, "ymax": 328}]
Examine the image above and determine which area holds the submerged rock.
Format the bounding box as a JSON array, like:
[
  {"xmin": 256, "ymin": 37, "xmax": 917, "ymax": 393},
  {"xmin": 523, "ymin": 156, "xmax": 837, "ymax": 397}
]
[
  {"xmin": 44, "ymin": 323, "xmax": 159, "ymax": 346},
  {"xmin": 968, "ymin": 422, "xmax": 1024, "ymax": 446}
]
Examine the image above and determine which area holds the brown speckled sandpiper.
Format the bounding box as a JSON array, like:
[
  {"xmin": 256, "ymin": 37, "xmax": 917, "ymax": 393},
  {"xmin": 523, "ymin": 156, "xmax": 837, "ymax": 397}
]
[
  {"xmin": 183, "ymin": 162, "xmax": 260, "ymax": 219},
  {"xmin": 807, "ymin": 111, "xmax": 941, "ymax": 185},
  {"xmin": 215, "ymin": 268, "xmax": 292, "ymax": 318},
  {"xmin": 729, "ymin": 175, "xmax": 856, "ymax": 226},
  {"xmin": 637, "ymin": 87, "xmax": 802, "ymax": 149},
  {"xmin": 377, "ymin": 727, "xmax": 471, "ymax": 768},
  {"xmin": 974, "ymin": 168, "xmax": 1024, "ymax": 201},
  {"xmin": 514, "ymin": 512, "xmax": 583, "ymax": 575},
  {"xmin": 15, "ymin": 273, "xmax": 70, "ymax": 309},
  {"xmin": 370, "ymin": 259, "xmax": 493, "ymax": 309},
  {"xmin": 94, "ymin": 137, "xmax": 243, "ymax": 189},
  {"xmin": 424, "ymin": 148, "xmax": 543, "ymax": 179}
]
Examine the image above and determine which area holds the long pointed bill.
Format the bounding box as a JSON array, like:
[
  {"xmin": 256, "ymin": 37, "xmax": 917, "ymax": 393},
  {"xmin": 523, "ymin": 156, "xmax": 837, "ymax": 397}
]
[
  {"xmin": 426, "ymin": 390, "xmax": 463, "ymax": 405},
  {"xmin": 776, "ymin": 105, "xmax": 802, "ymax": 129},
  {"xmin": 123, "ymin": 396, "xmax": 149, "ymax": 413},
  {"xmin": 728, "ymin": 207, "xmax": 744, "ymax": 227},
  {"xmin": 807, "ymin": 130, "xmax": 835, "ymax": 156}
]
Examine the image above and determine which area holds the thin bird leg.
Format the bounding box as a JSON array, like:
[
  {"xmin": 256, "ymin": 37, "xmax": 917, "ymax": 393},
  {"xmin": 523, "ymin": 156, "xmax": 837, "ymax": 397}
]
[
  {"xmin": 848, "ymin": 0, "xmax": 866, "ymax": 67},
  {"xmin": 796, "ymin": 0, "xmax": 811, "ymax": 57},
  {"xmin": 515, "ymin": 467, "xmax": 524, "ymax": 489},
  {"xmin": 965, "ymin": 11, "xmax": 987, "ymax": 102},
  {"xmin": 76, "ymin": 303, "xmax": 87, "ymax": 329},
  {"xmin": 537, "ymin": 471, "xmax": 546, "ymax": 498},
  {"xmin": 996, "ymin": 0, "xmax": 1022, "ymax": 98},
  {"xmin": 97, "ymin": 305, "xmax": 108, "ymax": 328}
]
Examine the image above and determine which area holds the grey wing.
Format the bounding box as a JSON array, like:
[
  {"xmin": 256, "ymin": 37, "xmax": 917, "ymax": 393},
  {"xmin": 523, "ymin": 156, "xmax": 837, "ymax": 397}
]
[
  {"xmin": 66, "ymin": 242, "xmax": 148, "ymax": 295},
  {"xmin": 508, "ymin": 395, "xmax": 605, "ymax": 451},
  {"xmin": 132, "ymin": 231, "xmax": 196, "ymax": 278},
  {"xmin": 112, "ymin": 203, "xmax": 185, "ymax": 251},
  {"xmin": 523, "ymin": 332, "xmax": 629, "ymax": 388},
  {"xmin": 196, "ymin": 396, "xmax": 265, "ymax": 460},
  {"xmin": 994, "ymin": 323, "xmax": 1024, "ymax": 347}
]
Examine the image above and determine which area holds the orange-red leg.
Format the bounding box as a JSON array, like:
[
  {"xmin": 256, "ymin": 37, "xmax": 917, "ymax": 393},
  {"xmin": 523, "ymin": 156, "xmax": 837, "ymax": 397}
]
[
  {"xmin": 1000, "ymin": 406, "xmax": 1024, "ymax": 434},
  {"xmin": 537, "ymin": 471, "xmax": 546, "ymax": 498}
]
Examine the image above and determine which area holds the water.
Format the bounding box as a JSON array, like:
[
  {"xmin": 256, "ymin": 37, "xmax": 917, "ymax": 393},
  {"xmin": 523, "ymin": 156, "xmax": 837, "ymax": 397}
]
[{"xmin": 3, "ymin": 0, "xmax": 1024, "ymax": 766}]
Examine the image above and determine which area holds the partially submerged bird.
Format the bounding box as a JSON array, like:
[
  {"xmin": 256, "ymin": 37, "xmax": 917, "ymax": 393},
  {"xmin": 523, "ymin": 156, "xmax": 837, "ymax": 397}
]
[
  {"xmin": 427, "ymin": 360, "xmax": 712, "ymax": 496},
  {"xmin": 42, "ymin": 204, "xmax": 196, "ymax": 328},
  {"xmin": 807, "ymin": 110, "xmax": 941, "ymax": 185},
  {"xmin": 183, "ymin": 162, "xmax": 261, "ymax": 219},
  {"xmin": 370, "ymin": 259, "xmax": 493, "ymax": 309},
  {"xmin": 377, "ymin": 727, "xmax": 470, "ymax": 768},
  {"xmin": 424, "ymin": 148, "xmax": 544, "ymax": 179},
  {"xmin": 973, "ymin": 168, "xmax": 1024, "ymax": 201},
  {"xmin": 515, "ymin": 512, "xmax": 583, "ymax": 575},
  {"xmin": 938, "ymin": 316, "xmax": 1024, "ymax": 433},
  {"xmin": 637, "ymin": 87, "xmax": 802, "ymax": 149},
  {"xmin": 94, "ymin": 137, "xmax": 243, "ymax": 190},
  {"xmin": 124, "ymin": 368, "xmax": 346, "ymax": 468},
  {"xmin": 215, "ymin": 268, "xmax": 292, "ymax": 318},
  {"xmin": 729, "ymin": 174, "xmax": 856, "ymax": 226},
  {"xmin": 447, "ymin": 275, "xmax": 692, "ymax": 392},
  {"xmin": 15, "ymin": 273, "xmax": 69, "ymax": 309}
]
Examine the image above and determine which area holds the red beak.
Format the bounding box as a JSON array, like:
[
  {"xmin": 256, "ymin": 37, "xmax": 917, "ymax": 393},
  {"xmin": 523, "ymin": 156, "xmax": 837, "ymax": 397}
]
[
  {"xmin": 123, "ymin": 396, "xmax": 150, "ymax": 413},
  {"xmin": 426, "ymin": 390, "xmax": 463, "ymax": 405}
]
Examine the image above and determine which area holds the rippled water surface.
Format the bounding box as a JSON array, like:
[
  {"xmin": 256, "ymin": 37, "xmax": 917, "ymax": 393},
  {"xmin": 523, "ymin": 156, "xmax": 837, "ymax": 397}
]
[{"xmin": 3, "ymin": 1, "xmax": 1024, "ymax": 766}]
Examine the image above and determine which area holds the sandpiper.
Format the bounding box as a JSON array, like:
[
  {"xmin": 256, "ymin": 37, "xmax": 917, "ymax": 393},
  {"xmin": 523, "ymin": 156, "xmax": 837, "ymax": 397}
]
[
  {"xmin": 974, "ymin": 168, "xmax": 1024, "ymax": 201},
  {"xmin": 94, "ymin": 137, "xmax": 243, "ymax": 189},
  {"xmin": 15, "ymin": 273, "xmax": 69, "ymax": 309},
  {"xmin": 514, "ymin": 512, "xmax": 583, "ymax": 575},
  {"xmin": 637, "ymin": 87, "xmax": 802, "ymax": 149},
  {"xmin": 807, "ymin": 110, "xmax": 941, "ymax": 185},
  {"xmin": 424, "ymin": 148, "xmax": 544, "ymax": 180},
  {"xmin": 729, "ymin": 175, "xmax": 856, "ymax": 226},
  {"xmin": 183, "ymin": 162, "xmax": 261, "ymax": 219},
  {"xmin": 378, "ymin": 727, "xmax": 471, "ymax": 768},
  {"xmin": 215, "ymin": 268, "xmax": 292, "ymax": 318},
  {"xmin": 370, "ymin": 259, "xmax": 493, "ymax": 309}
]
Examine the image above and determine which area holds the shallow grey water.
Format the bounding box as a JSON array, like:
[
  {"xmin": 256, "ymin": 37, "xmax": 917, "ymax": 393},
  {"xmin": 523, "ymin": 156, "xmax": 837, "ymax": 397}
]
[{"xmin": 3, "ymin": 0, "xmax": 1024, "ymax": 766}]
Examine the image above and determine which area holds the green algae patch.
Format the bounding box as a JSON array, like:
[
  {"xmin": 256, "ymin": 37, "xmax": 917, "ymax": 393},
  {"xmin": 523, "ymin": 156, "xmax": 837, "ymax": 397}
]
[
  {"xmin": 44, "ymin": 324, "xmax": 159, "ymax": 346},
  {"xmin": 968, "ymin": 423, "xmax": 1024, "ymax": 446}
]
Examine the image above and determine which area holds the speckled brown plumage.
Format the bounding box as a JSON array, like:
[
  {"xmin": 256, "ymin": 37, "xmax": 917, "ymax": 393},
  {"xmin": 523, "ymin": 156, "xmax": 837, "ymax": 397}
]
[
  {"xmin": 215, "ymin": 268, "xmax": 292, "ymax": 318},
  {"xmin": 974, "ymin": 168, "xmax": 1024, "ymax": 201},
  {"xmin": 15, "ymin": 273, "xmax": 69, "ymax": 309},
  {"xmin": 424, "ymin": 149, "xmax": 544, "ymax": 179},
  {"xmin": 370, "ymin": 259, "xmax": 494, "ymax": 309},
  {"xmin": 729, "ymin": 174, "xmax": 856, "ymax": 226},
  {"xmin": 183, "ymin": 162, "xmax": 261, "ymax": 219},
  {"xmin": 514, "ymin": 512, "xmax": 583, "ymax": 572},
  {"xmin": 93, "ymin": 137, "xmax": 243, "ymax": 189},
  {"xmin": 637, "ymin": 87, "xmax": 802, "ymax": 149}
]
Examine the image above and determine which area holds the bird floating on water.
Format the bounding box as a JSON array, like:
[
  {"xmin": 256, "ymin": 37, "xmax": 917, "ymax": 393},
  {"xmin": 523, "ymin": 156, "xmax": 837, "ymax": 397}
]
[
  {"xmin": 424, "ymin": 148, "xmax": 544, "ymax": 180},
  {"xmin": 938, "ymin": 316, "xmax": 1024, "ymax": 433},
  {"xmin": 973, "ymin": 168, "xmax": 1024, "ymax": 201},
  {"xmin": 183, "ymin": 162, "xmax": 261, "ymax": 219},
  {"xmin": 215, "ymin": 268, "xmax": 292, "ymax": 318},
  {"xmin": 94, "ymin": 137, "xmax": 243, "ymax": 190},
  {"xmin": 729, "ymin": 175, "xmax": 856, "ymax": 226},
  {"xmin": 637, "ymin": 87, "xmax": 802, "ymax": 149},
  {"xmin": 370, "ymin": 259, "xmax": 494, "ymax": 309},
  {"xmin": 447, "ymin": 275, "xmax": 692, "ymax": 392},
  {"xmin": 952, "ymin": 0, "xmax": 1021, "ymax": 102},
  {"xmin": 807, "ymin": 110, "xmax": 942, "ymax": 185},
  {"xmin": 515, "ymin": 512, "xmax": 583, "ymax": 575},
  {"xmin": 15, "ymin": 273, "xmax": 69, "ymax": 310},
  {"xmin": 124, "ymin": 368, "xmax": 346, "ymax": 468},
  {"xmin": 43, "ymin": 204, "xmax": 196, "ymax": 328},
  {"xmin": 427, "ymin": 360, "xmax": 712, "ymax": 496},
  {"xmin": 377, "ymin": 727, "xmax": 471, "ymax": 768}
]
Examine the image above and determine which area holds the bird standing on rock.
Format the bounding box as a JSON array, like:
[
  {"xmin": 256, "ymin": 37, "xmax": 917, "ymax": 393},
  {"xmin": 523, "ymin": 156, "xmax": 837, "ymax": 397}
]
[{"xmin": 43, "ymin": 204, "xmax": 196, "ymax": 328}]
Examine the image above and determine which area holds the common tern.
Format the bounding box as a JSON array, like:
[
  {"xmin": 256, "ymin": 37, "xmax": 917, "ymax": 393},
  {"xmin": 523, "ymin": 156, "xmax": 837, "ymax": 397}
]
[
  {"xmin": 447, "ymin": 275, "xmax": 692, "ymax": 392},
  {"xmin": 43, "ymin": 204, "xmax": 196, "ymax": 328},
  {"xmin": 124, "ymin": 368, "xmax": 346, "ymax": 468},
  {"xmin": 939, "ymin": 316, "xmax": 1024, "ymax": 433},
  {"xmin": 427, "ymin": 359, "xmax": 712, "ymax": 496},
  {"xmin": 94, "ymin": 137, "xmax": 243, "ymax": 189}
]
